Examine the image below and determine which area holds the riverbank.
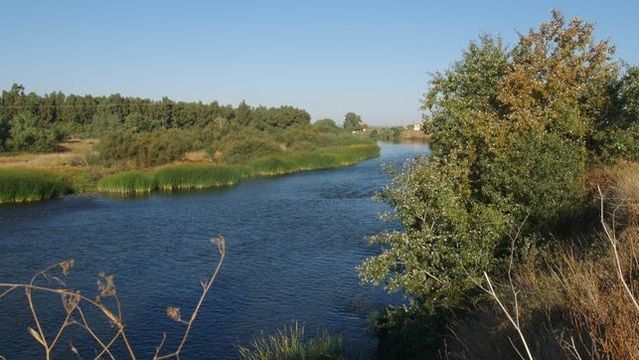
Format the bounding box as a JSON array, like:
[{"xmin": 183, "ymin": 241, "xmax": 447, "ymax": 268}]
[{"xmin": 0, "ymin": 141, "xmax": 380, "ymax": 203}]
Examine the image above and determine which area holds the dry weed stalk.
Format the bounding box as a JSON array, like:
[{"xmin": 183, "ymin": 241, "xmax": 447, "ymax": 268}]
[
  {"xmin": 598, "ymin": 185, "xmax": 639, "ymax": 313},
  {"xmin": 0, "ymin": 235, "xmax": 226, "ymax": 360},
  {"xmin": 473, "ymin": 215, "xmax": 534, "ymax": 360}
]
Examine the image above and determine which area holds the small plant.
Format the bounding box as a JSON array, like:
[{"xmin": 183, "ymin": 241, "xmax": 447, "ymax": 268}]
[{"xmin": 237, "ymin": 321, "xmax": 346, "ymax": 360}]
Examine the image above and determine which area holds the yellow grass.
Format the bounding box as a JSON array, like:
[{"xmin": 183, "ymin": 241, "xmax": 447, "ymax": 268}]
[{"xmin": 0, "ymin": 139, "xmax": 98, "ymax": 169}]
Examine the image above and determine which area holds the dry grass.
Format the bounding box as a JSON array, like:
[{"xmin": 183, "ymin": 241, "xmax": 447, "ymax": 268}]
[
  {"xmin": 0, "ymin": 139, "xmax": 98, "ymax": 169},
  {"xmin": 0, "ymin": 235, "xmax": 226, "ymax": 360},
  {"xmin": 444, "ymin": 161, "xmax": 639, "ymax": 359}
]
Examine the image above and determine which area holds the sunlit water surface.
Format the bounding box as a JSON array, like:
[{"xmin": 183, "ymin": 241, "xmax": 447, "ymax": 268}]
[{"xmin": 0, "ymin": 142, "xmax": 429, "ymax": 359}]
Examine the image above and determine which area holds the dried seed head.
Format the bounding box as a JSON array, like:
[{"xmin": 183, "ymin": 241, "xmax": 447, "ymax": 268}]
[
  {"xmin": 60, "ymin": 259, "xmax": 75, "ymax": 276},
  {"xmin": 166, "ymin": 306, "xmax": 182, "ymax": 322},
  {"xmin": 61, "ymin": 292, "xmax": 80, "ymax": 313},
  {"xmin": 97, "ymin": 273, "xmax": 116, "ymax": 298}
]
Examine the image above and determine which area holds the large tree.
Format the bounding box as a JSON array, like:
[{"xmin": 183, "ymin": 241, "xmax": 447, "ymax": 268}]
[{"xmin": 359, "ymin": 11, "xmax": 619, "ymax": 306}]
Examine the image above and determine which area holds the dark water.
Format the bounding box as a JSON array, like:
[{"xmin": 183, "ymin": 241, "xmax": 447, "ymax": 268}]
[{"xmin": 0, "ymin": 142, "xmax": 429, "ymax": 359}]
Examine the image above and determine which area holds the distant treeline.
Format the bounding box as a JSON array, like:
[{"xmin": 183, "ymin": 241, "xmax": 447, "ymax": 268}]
[{"xmin": 0, "ymin": 84, "xmax": 313, "ymax": 152}]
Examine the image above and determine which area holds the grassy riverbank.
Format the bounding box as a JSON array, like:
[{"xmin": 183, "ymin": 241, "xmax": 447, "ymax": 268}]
[{"xmin": 95, "ymin": 142, "xmax": 379, "ymax": 195}]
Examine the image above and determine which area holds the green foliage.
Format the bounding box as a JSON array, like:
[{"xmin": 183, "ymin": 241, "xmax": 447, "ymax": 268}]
[
  {"xmin": 0, "ymin": 84, "xmax": 316, "ymax": 154},
  {"xmin": 343, "ymin": 112, "xmax": 364, "ymax": 131},
  {"xmin": 7, "ymin": 112, "xmax": 59, "ymax": 152},
  {"xmin": 237, "ymin": 322, "xmax": 345, "ymax": 360},
  {"xmin": 591, "ymin": 66, "xmax": 639, "ymax": 162},
  {"xmin": 89, "ymin": 112, "xmax": 121, "ymax": 137},
  {"xmin": 97, "ymin": 171, "xmax": 155, "ymax": 195},
  {"xmin": 0, "ymin": 168, "xmax": 70, "ymax": 203},
  {"xmin": 360, "ymin": 12, "xmax": 620, "ymax": 309}
]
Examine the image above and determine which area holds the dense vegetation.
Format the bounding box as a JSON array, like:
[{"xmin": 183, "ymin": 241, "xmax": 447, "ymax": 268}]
[
  {"xmin": 359, "ymin": 11, "xmax": 639, "ymax": 358},
  {"xmin": 0, "ymin": 85, "xmax": 381, "ymax": 201}
]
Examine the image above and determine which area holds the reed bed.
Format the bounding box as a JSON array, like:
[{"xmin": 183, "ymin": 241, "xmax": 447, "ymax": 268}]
[
  {"xmin": 97, "ymin": 171, "xmax": 156, "ymax": 195},
  {"xmin": 247, "ymin": 143, "xmax": 380, "ymax": 176},
  {"xmin": 0, "ymin": 168, "xmax": 70, "ymax": 203},
  {"xmin": 154, "ymin": 164, "xmax": 244, "ymax": 190}
]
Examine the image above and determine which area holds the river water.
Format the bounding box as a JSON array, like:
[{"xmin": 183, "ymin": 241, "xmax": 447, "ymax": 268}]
[{"xmin": 0, "ymin": 142, "xmax": 429, "ymax": 359}]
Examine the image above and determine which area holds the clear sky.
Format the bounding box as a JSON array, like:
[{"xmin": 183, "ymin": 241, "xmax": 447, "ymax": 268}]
[{"xmin": 1, "ymin": 1, "xmax": 637, "ymax": 126}]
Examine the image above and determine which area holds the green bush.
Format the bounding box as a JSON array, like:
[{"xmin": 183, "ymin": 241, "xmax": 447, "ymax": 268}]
[{"xmin": 98, "ymin": 129, "xmax": 195, "ymax": 167}]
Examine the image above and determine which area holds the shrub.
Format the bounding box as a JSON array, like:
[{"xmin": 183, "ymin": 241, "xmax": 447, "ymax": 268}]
[{"xmin": 97, "ymin": 129, "xmax": 194, "ymax": 167}]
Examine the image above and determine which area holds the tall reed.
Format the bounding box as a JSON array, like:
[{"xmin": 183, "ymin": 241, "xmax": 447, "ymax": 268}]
[
  {"xmin": 0, "ymin": 168, "xmax": 70, "ymax": 203},
  {"xmin": 153, "ymin": 164, "xmax": 244, "ymax": 190},
  {"xmin": 97, "ymin": 171, "xmax": 156, "ymax": 195}
]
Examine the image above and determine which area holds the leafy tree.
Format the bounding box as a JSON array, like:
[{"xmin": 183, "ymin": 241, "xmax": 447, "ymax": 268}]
[
  {"xmin": 343, "ymin": 112, "xmax": 363, "ymax": 131},
  {"xmin": 8, "ymin": 112, "xmax": 58, "ymax": 152},
  {"xmin": 359, "ymin": 12, "xmax": 618, "ymax": 306},
  {"xmin": 234, "ymin": 100, "xmax": 252, "ymax": 127}
]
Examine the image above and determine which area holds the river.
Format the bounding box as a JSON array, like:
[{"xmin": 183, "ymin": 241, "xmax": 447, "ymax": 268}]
[{"xmin": 0, "ymin": 142, "xmax": 429, "ymax": 359}]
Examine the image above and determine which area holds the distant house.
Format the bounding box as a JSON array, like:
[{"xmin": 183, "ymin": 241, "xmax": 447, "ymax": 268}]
[{"xmin": 409, "ymin": 123, "xmax": 422, "ymax": 131}]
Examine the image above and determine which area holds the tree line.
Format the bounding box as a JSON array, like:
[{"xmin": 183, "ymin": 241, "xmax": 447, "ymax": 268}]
[{"xmin": 0, "ymin": 85, "xmax": 318, "ymax": 152}]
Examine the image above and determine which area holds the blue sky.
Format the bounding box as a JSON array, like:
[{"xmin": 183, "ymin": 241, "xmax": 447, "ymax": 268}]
[{"xmin": 1, "ymin": 1, "xmax": 637, "ymax": 126}]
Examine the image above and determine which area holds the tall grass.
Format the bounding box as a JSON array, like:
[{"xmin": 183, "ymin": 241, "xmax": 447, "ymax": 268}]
[
  {"xmin": 246, "ymin": 143, "xmax": 380, "ymax": 176},
  {"xmin": 0, "ymin": 168, "xmax": 70, "ymax": 203},
  {"xmin": 442, "ymin": 161, "xmax": 639, "ymax": 359},
  {"xmin": 154, "ymin": 164, "xmax": 244, "ymax": 190},
  {"xmin": 237, "ymin": 322, "xmax": 346, "ymax": 360},
  {"xmin": 97, "ymin": 171, "xmax": 156, "ymax": 195}
]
